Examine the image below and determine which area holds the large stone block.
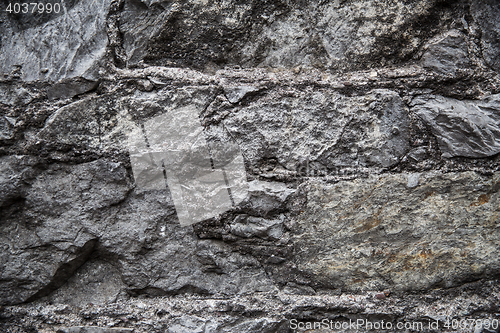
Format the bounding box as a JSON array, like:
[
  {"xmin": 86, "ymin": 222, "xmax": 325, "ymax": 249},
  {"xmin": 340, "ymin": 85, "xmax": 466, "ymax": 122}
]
[
  {"xmin": 222, "ymin": 88, "xmax": 409, "ymax": 169},
  {"xmin": 0, "ymin": 159, "xmax": 129, "ymax": 305},
  {"xmin": 0, "ymin": 0, "xmax": 111, "ymax": 82},
  {"xmin": 289, "ymin": 171, "xmax": 500, "ymax": 292},
  {"xmin": 411, "ymin": 94, "xmax": 500, "ymax": 158},
  {"xmin": 118, "ymin": 0, "xmax": 462, "ymax": 71}
]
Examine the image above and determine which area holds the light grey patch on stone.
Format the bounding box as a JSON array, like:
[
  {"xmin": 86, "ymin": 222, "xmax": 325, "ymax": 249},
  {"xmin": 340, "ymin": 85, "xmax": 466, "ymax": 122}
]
[
  {"xmin": 411, "ymin": 94, "xmax": 500, "ymax": 158},
  {"xmin": 137, "ymin": 79, "xmax": 154, "ymax": 92},
  {"xmin": 102, "ymin": 216, "xmax": 277, "ymax": 297},
  {"xmin": 34, "ymin": 87, "xmax": 219, "ymax": 156},
  {"xmin": 47, "ymin": 79, "xmax": 99, "ymax": 100},
  {"xmin": 407, "ymin": 173, "xmax": 421, "ymax": 188},
  {"xmin": 266, "ymin": 255, "xmax": 286, "ymax": 264},
  {"xmin": 223, "ymin": 85, "xmax": 259, "ymax": 104},
  {"xmin": 283, "ymin": 282, "xmax": 316, "ymax": 295},
  {"xmin": 57, "ymin": 327, "xmax": 133, "ymax": 333},
  {"xmin": 242, "ymin": 1, "xmax": 447, "ymax": 71},
  {"xmin": 230, "ymin": 215, "xmax": 284, "ymax": 240},
  {"xmin": 0, "ymin": 159, "xmax": 130, "ymax": 305},
  {"xmin": 147, "ymin": 76, "xmax": 168, "ymax": 86},
  {"xmin": 4, "ymin": 116, "xmax": 16, "ymax": 126},
  {"xmin": 407, "ymin": 147, "xmax": 428, "ymax": 163},
  {"xmin": 0, "ymin": 84, "xmax": 34, "ymax": 106},
  {"xmin": 0, "ymin": 117, "xmax": 14, "ymax": 141},
  {"xmin": 34, "ymin": 96, "xmax": 112, "ymax": 151},
  {"xmin": 167, "ymin": 316, "xmax": 205, "ymax": 333},
  {"xmin": 0, "ymin": 0, "xmax": 111, "ymax": 82},
  {"xmin": 26, "ymin": 159, "xmax": 130, "ymax": 215},
  {"xmin": 46, "ymin": 260, "xmax": 125, "ymax": 306},
  {"xmin": 203, "ymin": 320, "xmax": 220, "ymax": 333},
  {"xmin": 421, "ymin": 30, "xmax": 471, "ymax": 75},
  {"xmin": 116, "ymin": 0, "xmax": 448, "ymax": 71}
]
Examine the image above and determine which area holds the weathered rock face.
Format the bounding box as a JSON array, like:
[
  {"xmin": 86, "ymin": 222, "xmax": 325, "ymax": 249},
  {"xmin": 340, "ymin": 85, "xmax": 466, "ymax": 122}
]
[
  {"xmin": 288, "ymin": 171, "xmax": 500, "ymax": 292},
  {"xmin": 471, "ymin": 0, "xmax": 500, "ymax": 72},
  {"xmin": 0, "ymin": 0, "xmax": 111, "ymax": 82},
  {"xmin": 1, "ymin": 0, "xmax": 500, "ymax": 332},
  {"xmin": 421, "ymin": 29, "xmax": 474, "ymax": 75},
  {"xmin": 119, "ymin": 0, "xmax": 472, "ymax": 72},
  {"xmin": 0, "ymin": 157, "xmax": 280, "ymax": 305},
  {"xmin": 411, "ymin": 94, "xmax": 500, "ymax": 158},
  {"xmin": 1, "ymin": 159, "xmax": 128, "ymax": 304},
  {"xmin": 210, "ymin": 87, "xmax": 410, "ymax": 171}
]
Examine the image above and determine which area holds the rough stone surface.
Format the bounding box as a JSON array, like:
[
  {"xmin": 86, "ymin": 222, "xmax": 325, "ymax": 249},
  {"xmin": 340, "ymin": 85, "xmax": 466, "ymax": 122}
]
[
  {"xmin": 119, "ymin": 0, "xmax": 471, "ymax": 72},
  {"xmin": 421, "ymin": 29, "xmax": 474, "ymax": 75},
  {"xmin": 58, "ymin": 328, "xmax": 133, "ymax": 333},
  {"xmin": 287, "ymin": 171, "xmax": 500, "ymax": 292},
  {"xmin": 0, "ymin": 0, "xmax": 111, "ymax": 82},
  {"xmin": 0, "ymin": 155, "xmax": 38, "ymax": 207},
  {"xmin": 1, "ymin": 0, "xmax": 500, "ymax": 332},
  {"xmin": 0, "ymin": 159, "xmax": 129, "ymax": 305},
  {"xmin": 1, "ymin": 284, "xmax": 500, "ymax": 333},
  {"xmin": 411, "ymin": 94, "xmax": 500, "ymax": 158},
  {"xmin": 471, "ymin": 0, "xmax": 500, "ymax": 72},
  {"xmin": 222, "ymin": 88, "xmax": 410, "ymax": 170}
]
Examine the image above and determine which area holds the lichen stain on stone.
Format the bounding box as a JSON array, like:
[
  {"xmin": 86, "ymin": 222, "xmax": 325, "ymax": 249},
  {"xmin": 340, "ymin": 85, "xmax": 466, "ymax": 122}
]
[
  {"xmin": 422, "ymin": 190, "xmax": 435, "ymax": 200},
  {"xmin": 354, "ymin": 216, "xmax": 381, "ymax": 233},
  {"xmin": 402, "ymin": 249, "xmax": 436, "ymax": 271},
  {"xmin": 353, "ymin": 207, "xmax": 382, "ymax": 233},
  {"xmin": 470, "ymin": 194, "xmax": 491, "ymax": 207},
  {"xmin": 418, "ymin": 248, "xmax": 433, "ymax": 259}
]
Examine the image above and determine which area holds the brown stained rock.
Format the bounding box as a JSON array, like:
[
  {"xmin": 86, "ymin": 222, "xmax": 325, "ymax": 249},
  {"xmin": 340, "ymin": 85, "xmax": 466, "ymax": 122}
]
[{"xmin": 286, "ymin": 171, "xmax": 500, "ymax": 292}]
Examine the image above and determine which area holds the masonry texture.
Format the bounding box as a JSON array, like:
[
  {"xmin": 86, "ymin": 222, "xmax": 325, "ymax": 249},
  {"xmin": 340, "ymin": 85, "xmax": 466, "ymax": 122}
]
[{"xmin": 0, "ymin": 0, "xmax": 500, "ymax": 332}]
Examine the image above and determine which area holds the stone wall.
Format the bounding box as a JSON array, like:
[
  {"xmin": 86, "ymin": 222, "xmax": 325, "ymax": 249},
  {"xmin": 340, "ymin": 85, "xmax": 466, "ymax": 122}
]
[{"xmin": 1, "ymin": 0, "xmax": 499, "ymax": 332}]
